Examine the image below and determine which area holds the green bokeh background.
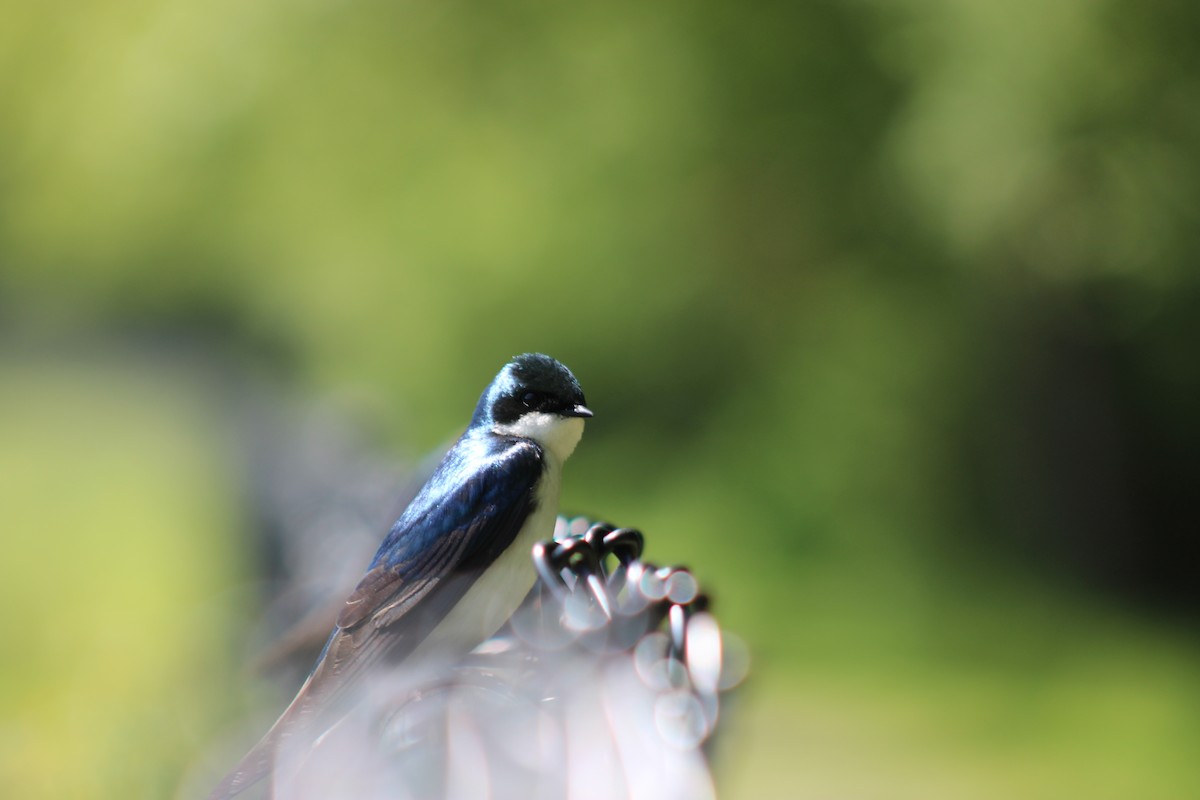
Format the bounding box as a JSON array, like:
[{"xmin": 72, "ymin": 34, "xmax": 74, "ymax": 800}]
[{"xmin": 2, "ymin": 1, "xmax": 1198, "ymax": 798}]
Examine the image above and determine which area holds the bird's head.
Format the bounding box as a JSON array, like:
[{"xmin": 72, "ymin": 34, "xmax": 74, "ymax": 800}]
[{"xmin": 472, "ymin": 353, "xmax": 592, "ymax": 461}]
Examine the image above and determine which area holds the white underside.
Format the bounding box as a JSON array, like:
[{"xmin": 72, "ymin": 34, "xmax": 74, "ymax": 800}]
[
  {"xmin": 408, "ymin": 464, "xmax": 561, "ymax": 660},
  {"xmin": 408, "ymin": 414, "xmax": 584, "ymax": 661}
]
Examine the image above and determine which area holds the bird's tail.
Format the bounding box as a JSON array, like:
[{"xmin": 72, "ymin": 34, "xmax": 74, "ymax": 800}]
[
  {"xmin": 207, "ymin": 724, "xmax": 276, "ymax": 798},
  {"xmin": 208, "ymin": 668, "xmax": 327, "ymax": 800},
  {"xmin": 208, "ymin": 700, "xmax": 290, "ymax": 799},
  {"xmin": 210, "ymin": 619, "xmax": 413, "ymax": 798}
]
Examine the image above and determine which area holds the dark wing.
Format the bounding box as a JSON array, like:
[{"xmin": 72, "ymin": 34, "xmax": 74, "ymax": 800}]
[{"xmin": 209, "ymin": 437, "xmax": 544, "ymax": 800}]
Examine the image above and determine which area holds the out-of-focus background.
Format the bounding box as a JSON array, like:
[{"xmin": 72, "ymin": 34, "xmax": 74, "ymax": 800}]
[{"xmin": 3, "ymin": 1, "xmax": 1199, "ymax": 798}]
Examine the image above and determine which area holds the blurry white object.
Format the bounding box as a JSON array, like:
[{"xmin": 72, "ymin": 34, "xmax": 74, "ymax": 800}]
[{"xmin": 268, "ymin": 519, "xmax": 746, "ymax": 800}]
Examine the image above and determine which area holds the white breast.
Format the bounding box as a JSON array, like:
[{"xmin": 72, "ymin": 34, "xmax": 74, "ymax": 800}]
[{"xmin": 407, "ymin": 446, "xmax": 570, "ymax": 662}]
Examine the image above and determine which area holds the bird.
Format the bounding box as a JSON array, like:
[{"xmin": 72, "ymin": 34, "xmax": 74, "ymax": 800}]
[{"xmin": 210, "ymin": 353, "xmax": 592, "ymax": 799}]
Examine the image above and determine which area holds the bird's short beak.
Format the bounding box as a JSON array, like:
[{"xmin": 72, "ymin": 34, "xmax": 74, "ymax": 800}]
[{"xmin": 565, "ymin": 404, "xmax": 594, "ymax": 418}]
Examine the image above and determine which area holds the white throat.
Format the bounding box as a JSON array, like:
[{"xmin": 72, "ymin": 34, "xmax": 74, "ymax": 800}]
[{"xmin": 493, "ymin": 412, "xmax": 586, "ymax": 463}]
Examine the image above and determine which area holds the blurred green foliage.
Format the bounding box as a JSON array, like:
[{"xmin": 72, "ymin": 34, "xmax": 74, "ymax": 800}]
[{"xmin": 2, "ymin": 0, "xmax": 1198, "ymax": 798}]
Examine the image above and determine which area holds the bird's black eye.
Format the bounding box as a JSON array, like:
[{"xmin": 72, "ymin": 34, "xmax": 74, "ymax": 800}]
[{"xmin": 521, "ymin": 391, "xmax": 543, "ymax": 409}]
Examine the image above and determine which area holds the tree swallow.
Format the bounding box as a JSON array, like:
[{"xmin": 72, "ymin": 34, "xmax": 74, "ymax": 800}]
[{"xmin": 211, "ymin": 353, "xmax": 592, "ymax": 798}]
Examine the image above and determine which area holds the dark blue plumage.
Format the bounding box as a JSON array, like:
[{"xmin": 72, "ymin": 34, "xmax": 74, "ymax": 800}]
[
  {"xmin": 211, "ymin": 354, "xmax": 590, "ymax": 799},
  {"xmin": 371, "ymin": 436, "xmax": 542, "ymax": 573},
  {"xmin": 336, "ymin": 435, "xmax": 543, "ymax": 635}
]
